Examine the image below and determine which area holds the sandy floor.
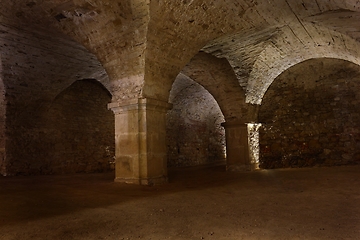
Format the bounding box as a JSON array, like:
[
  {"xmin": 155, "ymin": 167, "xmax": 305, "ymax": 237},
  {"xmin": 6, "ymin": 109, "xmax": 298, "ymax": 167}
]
[{"xmin": 0, "ymin": 165, "xmax": 359, "ymax": 240}]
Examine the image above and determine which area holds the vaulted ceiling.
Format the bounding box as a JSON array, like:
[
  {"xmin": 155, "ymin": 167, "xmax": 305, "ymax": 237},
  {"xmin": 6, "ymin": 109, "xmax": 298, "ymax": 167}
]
[{"xmin": 1, "ymin": 0, "xmax": 360, "ymax": 107}]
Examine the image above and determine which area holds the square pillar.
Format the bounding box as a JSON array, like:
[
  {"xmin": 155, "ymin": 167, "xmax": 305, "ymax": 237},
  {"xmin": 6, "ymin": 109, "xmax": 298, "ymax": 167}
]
[
  {"xmin": 222, "ymin": 121, "xmax": 251, "ymax": 171},
  {"xmin": 108, "ymin": 98, "xmax": 172, "ymax": 185}
]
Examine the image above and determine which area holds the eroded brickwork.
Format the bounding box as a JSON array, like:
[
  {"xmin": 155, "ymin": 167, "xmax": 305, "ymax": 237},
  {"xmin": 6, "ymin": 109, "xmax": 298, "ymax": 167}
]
[
  {"xmin": 259, "ymin": 58, "xmax": 360, "ymax": 168},
  {"xmin": 167, "ymin": 75, "xmax": 225, "ymax": 167}
]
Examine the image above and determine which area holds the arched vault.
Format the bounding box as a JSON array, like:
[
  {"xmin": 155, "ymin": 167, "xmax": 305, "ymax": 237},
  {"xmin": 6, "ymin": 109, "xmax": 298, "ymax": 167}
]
[
  {"xmin": 5, "ymin": 0, "xmax": 360, "ymax": 104},
  {"xmin": 181, "ymin": 52, "xmax": 255, "ymax": 122},
  {"xmin": 247, "ymin": 24, "xmax": 360, "ymax": 104},
  {"xmin": 4, "ymin": 0, "xmax": 360, "ymax": 182},
  {"xmin": 202, "ymin": 8, "xmax": 360, "ymax": 105}
]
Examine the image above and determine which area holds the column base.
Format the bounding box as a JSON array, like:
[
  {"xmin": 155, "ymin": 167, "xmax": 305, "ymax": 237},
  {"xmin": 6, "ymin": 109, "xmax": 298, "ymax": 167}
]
[{"xmin": 114, "ymin": 175, "xmax": 168, "ymax": 186}]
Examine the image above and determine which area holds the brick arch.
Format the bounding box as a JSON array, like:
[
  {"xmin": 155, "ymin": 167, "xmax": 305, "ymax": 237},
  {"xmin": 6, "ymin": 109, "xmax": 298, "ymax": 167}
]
[{"xmin": 247, "ymin": 25, "xmax": 360, "ymax": 104}]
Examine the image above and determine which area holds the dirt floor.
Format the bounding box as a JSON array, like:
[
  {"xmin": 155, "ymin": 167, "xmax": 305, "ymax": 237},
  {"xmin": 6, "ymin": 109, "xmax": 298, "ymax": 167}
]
[{"xmin": 0, "ymin": 165, "xmax": 359, "ymax": 240}]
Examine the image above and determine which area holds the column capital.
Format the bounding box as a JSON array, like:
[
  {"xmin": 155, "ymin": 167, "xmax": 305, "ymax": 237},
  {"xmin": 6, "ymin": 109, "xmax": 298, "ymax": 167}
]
[{"xmin": 108, "ymin": 98, "xmax": 172, "ymax": 114}]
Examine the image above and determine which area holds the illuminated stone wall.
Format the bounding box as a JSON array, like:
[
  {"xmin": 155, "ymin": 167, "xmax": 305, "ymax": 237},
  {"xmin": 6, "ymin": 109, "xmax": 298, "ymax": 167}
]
[
  {"xmin": 259, "ymin": 58, "xmax": 360, "ymax": 168},
  {"xmin": 167, "ymin": 75, "xmax": 226, "ymax": 167}
]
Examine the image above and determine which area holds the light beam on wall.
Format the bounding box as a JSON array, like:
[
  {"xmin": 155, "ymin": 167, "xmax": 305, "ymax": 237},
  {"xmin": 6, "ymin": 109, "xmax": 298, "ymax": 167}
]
[{"xmin": 247, "ymin": 123, "xmax": 262, "ymax": 170}]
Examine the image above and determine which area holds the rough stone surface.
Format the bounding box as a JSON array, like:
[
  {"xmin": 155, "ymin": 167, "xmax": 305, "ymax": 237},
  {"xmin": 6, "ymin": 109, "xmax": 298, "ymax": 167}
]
[
  {"xmin": 0, "ymin": 22, "xmax": 113, "ymax": 176},
  {"xmin": 6, "ymin": 80, "xmax": 114, "ymax": 175},
  {"xmin": 109, "ymin": 98, "xmax": 170, "ymax": 185},
  {"xmin": 182, "ymin": 52, "xmax": 246, "ymax": 122},
  {"xmin": 259, "ymin": 58, "xmax": 360, "ymax": 168},
  {"xmin": 2, "ymin": 1, "xmax": 360, "ymax": 105},
  {"xmin": 0, "ymin": 75, "xmax": 5, "ymax": 176},
  {"xmin": 167, "ymin": 74, "xmax": 225, "ymax": 167},
  {"xmin": 2, "ymin": 0, "xmax": 360, "ymax": 179}
]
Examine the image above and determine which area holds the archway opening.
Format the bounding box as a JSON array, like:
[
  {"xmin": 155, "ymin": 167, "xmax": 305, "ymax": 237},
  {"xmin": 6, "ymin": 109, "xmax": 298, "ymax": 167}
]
[
  {"xmin": 259, "ymin": 58, "xmax": 360, "ymax": 168},
  {"xmin": 167, "ymin": 74, "xmax": 226, "ymax": 168}
]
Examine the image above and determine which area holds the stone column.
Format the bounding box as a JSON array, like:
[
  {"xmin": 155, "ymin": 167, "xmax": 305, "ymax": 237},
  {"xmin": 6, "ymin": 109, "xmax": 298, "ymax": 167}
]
[
  {"xmin": 108, "ymin": 98, "xmax": 172, "ymax": 185},
  {"xmin": 222, "ymin": 121, "xmax": 251, "ymax": 171}
]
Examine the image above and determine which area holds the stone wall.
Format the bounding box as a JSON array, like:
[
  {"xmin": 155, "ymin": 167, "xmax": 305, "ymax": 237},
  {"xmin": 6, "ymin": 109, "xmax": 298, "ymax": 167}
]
[
  {"xmin": 47, "ymin": 80, "xmax": 114, "ymax": 174},
  {"xmin": 259, "ymin": 58, "xmax": 360, "ymax": 168},
  {"xmin": 0, "ymin": 74, "xmax": 5, "ymax": 175},
  {"xmin": 167, "ymin": 75, "xmax": 225, "ymax": 167},
  {"xmin": 6, "ymin": 80, "xmax": 114, "ymax": 175},
  {"xmin": 0, "ymin": 24, "xmax": 113, "ymax": 175}
]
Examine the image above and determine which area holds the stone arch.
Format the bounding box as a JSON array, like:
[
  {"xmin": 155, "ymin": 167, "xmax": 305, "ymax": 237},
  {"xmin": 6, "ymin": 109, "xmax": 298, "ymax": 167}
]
[
  {"xmin": 247, "ymin": 25, "xmax": 360, "ymax": 104},
  {"xmin": 259, "ymin": 58, "xmax": 360, "ymax": 168},
  {"xmin": 167, "ymin": 73, "xmax": 226, "ymax": 167},
  {"xmin": 180, "ymin": 52, "xmax": 259, "ymax": 171},
  {"xmin": 165, "ymin": 52, "xmax": 238, "ymax": 169},
  {"xmin": 181, "ymin": 52, "xmax": 248, "ymax": 122}
]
